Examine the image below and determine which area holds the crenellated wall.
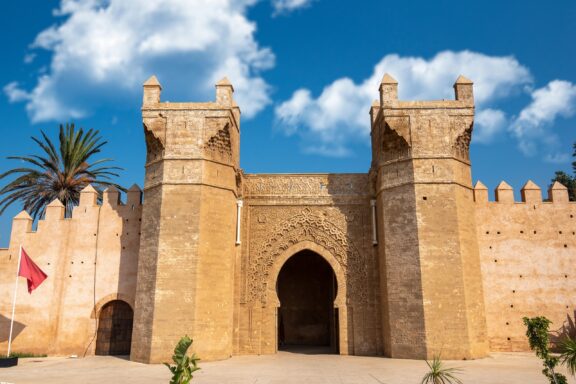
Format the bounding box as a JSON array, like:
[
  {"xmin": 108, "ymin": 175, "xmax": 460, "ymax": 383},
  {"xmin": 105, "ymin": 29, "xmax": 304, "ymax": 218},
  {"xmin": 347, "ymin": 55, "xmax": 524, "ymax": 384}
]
[
  {"xmin": 474, "ymin": 180, "xmax": 576, "ymax": 351},
  {"xmin": 0, "ymin": 184, "xmax": 142, "ymax": 357}
]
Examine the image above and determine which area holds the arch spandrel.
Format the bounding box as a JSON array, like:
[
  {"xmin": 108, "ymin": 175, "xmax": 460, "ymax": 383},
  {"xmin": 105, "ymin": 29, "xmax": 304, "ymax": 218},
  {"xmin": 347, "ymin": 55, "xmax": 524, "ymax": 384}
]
[{"xmin": 248, "ymin": 208, "xmax": 368, "ymax": 306}]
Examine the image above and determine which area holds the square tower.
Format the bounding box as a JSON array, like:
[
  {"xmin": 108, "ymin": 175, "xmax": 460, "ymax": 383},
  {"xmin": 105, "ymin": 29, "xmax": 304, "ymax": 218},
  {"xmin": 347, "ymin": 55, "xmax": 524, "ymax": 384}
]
[
  {"xmin": 131, "ymin": 76, "xmax": 241, "ymax": 363},
  {"xmin": 370, "ymin": 74, "xmax": 488, "ymax": 359}
]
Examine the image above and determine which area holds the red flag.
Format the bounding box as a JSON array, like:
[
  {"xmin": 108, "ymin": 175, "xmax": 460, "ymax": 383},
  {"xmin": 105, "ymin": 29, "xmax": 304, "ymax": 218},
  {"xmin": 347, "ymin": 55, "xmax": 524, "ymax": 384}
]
[{"xmin": 19, "ymin": 248, "xmax": 47, "ymax": 293}]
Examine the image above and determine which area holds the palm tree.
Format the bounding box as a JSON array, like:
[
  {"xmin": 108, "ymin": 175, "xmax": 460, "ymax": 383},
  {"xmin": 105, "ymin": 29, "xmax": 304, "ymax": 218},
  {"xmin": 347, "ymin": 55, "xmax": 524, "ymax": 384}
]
[
  {"xmin": 0, "ymin": 123, "xmax": 124, "ymax": 219},
  {"xmin": 560, "ymin": 337, "xmax": 576, "ymax": 377},
  {"xmin": 421, "ymin": 355, "xmax": 463, "ymax": 384}
]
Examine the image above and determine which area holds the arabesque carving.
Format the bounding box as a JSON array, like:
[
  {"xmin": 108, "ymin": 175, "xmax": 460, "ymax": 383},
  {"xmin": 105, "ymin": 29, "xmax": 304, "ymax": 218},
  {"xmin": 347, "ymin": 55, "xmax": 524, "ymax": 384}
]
[
  {"xmin": 248, "ymin": 208, "xmax": 368, "ymax": 305},
  {"xmin": 381, "ymin": 120, "xmax": 411, "ymax": 163},
  {"xmin": 244, "ymin": 175, "xmax": 368, "ymax": 197},
  {"xmin": 204, "ymin": 122, "xmax": 232, "ymax": 163},
  {"xmin": 452, "ymin": 116, "xmax": 474, "ymax": 161}
]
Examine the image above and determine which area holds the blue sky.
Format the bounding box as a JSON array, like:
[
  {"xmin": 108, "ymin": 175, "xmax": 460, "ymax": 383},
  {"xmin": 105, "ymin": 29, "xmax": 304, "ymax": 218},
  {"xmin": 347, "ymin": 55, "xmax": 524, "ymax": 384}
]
[{"xmin": 0, "ymin": 0, "xmax": 575, "ymax": 246}]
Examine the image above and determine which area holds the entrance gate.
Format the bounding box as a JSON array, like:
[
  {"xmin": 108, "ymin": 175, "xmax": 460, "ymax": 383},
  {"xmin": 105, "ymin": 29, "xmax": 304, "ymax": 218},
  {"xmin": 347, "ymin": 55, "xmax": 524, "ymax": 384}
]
[
  {"xmin": 276, "ymin": 250, "xmax": 339, "ymax": 353},
  {"xmin": 96, "ymin": 300, "xmax": 134, "ymax": 355}
]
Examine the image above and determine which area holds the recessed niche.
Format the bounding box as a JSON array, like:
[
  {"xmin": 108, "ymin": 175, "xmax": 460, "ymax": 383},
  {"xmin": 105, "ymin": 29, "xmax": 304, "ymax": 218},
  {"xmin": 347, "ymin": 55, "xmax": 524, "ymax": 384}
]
[
  {"xmin": 565, "ymin": 275, "xmax": 568, "ymax": 278},
  {"xmin": 564, "ymin": 244, "xmax": 568, "ymax": 248},
  {"xmin": 489, "ymin": 246, "xmax": 493, "ymax": 249},
  {"xmin": 520, "ymin": 230, "xmax": 524, "ymax": 234},
  {"xmin": 423, "ymin": 196, "xmax": 427, "ymax": 200},
  {"xmin": 512, "ymin": 290, "xmax": 516, "ymax": 293},
  {"xmin": 497, "ymin": 231, "xmax": 501, "ymax": 234},
  {"xmin": 505, "ymin": 322, "xmax": 510, "ymax": 325},
  {"xmin": 507, "ymin": 337, "xmax": 511, "ymax": 341},
  {"xmin": 534, "ymin": 230, "xmax": 537, "ymax": 234},
  {"xmin": 519, "ymin": 275, "xmax": 523, "ymax": 278},
  {"xmin": 486, "ymin": 231, "xmax": 490, "ymax": 234},
  {"xmin": 494, "ymin": 259, "xmax": 498, "ymax": 263},
  {"xmin": 559, "ymin": 231, "xmax": 563, "ymax": 234},
  {"xmin": 510, "ymin": 304, "xmax": 514, "ymax": 308}
]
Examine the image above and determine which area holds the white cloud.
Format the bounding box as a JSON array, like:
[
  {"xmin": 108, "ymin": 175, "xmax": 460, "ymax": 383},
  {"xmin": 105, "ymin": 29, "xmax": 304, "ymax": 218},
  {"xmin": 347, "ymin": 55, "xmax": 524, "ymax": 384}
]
[
  {"xmin": 510, "ymin": 80, "xmax": 576, "ymax": 156},
  {"xmin": 544, "ymin": 153, "xmax": 571, "ymax": 164},
  {"xmin": 475, "ymin": 109, "xmax": 507, "ymax": 144},
  {"xmin": 275, "ymin": 50, "xmax": 532, "ymax": 155},
  {"xmin": 5, "ymin": 0, "xmax": 274, "ymax": 122},
  {"xmin": 4, "ymin": 82, "xmax": 31, "ymax": 103},
  {"xmin": 272, "ymin": 0, "xmax": 314, "ymax": 15}
]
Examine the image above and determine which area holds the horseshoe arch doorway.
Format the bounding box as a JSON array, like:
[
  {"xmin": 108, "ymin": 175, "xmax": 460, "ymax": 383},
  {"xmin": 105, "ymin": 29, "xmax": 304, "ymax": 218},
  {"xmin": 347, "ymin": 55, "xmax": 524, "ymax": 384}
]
[{"xmin": 276, "ymin": 249, "xmax": 339, "ymax": 353}]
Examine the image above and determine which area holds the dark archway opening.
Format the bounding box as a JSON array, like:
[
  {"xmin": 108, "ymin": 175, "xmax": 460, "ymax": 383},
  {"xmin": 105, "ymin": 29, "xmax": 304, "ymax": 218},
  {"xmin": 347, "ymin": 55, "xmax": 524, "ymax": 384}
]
[
  {"xmin": 96, "ymin": 300, "xmax": 133, "ymax": 356},
  {"xmin": 277, "ymin": 250, "xmax": 338, "ymax": 354}
]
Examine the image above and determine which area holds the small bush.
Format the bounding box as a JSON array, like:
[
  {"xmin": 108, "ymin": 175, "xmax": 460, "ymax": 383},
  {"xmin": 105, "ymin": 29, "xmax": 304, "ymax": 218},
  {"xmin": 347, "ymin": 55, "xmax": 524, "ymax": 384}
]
[
  {"xmin": 559, "ymin": 336, "xmax": 576, "ymax": 377},
  {"xmin": 421, "ymin": 355, "xmax": 463, "ymax": 384},
  {"xmin": 164, "ymin": 336, "xmax": 200, "ymax": 384},
  {"xmin": 523, "ymin": 316, "xmax": 567, "ymax": 384},
  {"xmin": 8, "ymin": 352, "xmax": 47, "ymax": 358}
]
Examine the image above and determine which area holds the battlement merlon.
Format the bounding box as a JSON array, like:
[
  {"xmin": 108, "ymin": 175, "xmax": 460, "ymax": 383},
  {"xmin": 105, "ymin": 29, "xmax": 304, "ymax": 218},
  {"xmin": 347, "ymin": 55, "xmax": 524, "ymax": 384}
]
[
  {"xmin": 474, "ymin": 180, "xmax": 573, "ymax": 204},
  {"xmin": 141, "ymin": 75, "xmax": 242, "ymax": 176},
  {"xmin": 141, "ymin": 75, "xmax": 241, "ymax": 130},
  {"xmin": 375, "ymin": 73, "xmax": 474, "ymax": 108},
  {"xmin": 370, "ymin": 73, "xmax": 475, "ymax": 173}
]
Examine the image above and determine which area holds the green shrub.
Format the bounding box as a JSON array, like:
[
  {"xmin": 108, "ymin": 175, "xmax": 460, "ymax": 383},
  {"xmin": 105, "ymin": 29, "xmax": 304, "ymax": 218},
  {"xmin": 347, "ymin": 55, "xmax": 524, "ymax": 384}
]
[
  {"xmin": 523, "ymin": 316, "xmax": 567, "ymax": 384},
  {"xmin": 164, "ymin": 336, "xmax": 200, "ymax": 384},
  {"xmin": 421, "ymin": 355, "xmax": 463, "ymax": 384},
  {"xmin": 8, "ymin": 352, "xmax": 47, "ymax": 358},
  {"xmin": 559, "ymin": 336, "xmax": 576, "ymax": 377}
]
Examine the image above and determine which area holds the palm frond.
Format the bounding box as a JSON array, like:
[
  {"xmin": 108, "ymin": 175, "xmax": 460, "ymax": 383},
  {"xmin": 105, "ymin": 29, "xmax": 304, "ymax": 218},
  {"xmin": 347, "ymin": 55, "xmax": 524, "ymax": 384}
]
[
  {"xmin": 0, "ymin": 123, "xmax": 123, "ymax": 219},
  {"xmin": 421, "ymin": 355, "xmax": 463, "ymax": 384},
  {"xmin": 560, "ymin": 337, "xmax": 576, "ymax": 376}
]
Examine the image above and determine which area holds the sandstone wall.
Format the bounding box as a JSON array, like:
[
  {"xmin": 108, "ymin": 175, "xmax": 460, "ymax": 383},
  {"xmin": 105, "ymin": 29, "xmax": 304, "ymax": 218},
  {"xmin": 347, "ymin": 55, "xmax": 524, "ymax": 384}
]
[
  {"xmin": 0, "ymin": 185, "xmax": 142, "ymax": 356},
  {"xmin": 475, "ymin": 181, "xmax": 576, "ymax": 351}
]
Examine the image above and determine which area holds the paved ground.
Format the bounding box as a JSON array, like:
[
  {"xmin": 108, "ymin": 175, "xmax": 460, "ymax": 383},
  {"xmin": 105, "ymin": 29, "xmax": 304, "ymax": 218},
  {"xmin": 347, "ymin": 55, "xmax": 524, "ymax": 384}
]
[{"xmin": 1, "ymin": 351, "xmax": 575, "ymax": 384}]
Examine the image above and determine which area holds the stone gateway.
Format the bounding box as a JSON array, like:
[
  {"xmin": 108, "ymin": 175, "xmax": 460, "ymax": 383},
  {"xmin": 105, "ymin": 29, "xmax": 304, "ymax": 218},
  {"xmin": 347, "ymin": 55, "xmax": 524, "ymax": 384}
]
[{"xmin": 0, "ymin": 74, "xmax": 574, "ymax": 363}]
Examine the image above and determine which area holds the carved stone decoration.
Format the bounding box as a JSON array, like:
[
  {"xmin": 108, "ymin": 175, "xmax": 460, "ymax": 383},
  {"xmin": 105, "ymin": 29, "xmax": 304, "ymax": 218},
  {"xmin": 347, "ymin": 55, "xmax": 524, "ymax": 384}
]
[
  {"xmin": 248, "ymin": 208, "xmax": 368, "ymax": 305},
  {"xmin": 381, "ymin": 119, "xmax": 411, "ymax": 163},
  {"xmin": 143, "ymin": 114, "xmax": 167, "ymax": 147},
  {"xmin": 384, "ymin": 116, "xmax": 411, "ymax": 145},
  {"xmin": 451, "ymin": 116, "xmax": 474, "ymax": 161},
  {"xmin": 235, "ymin": 168, "xmax": 244, "ymax": 196},
  {"xmin": 143, "ymin": 114, "xmax": 167, "ymax": 163},
  {"xmin": 204, "ymin": 121, "xmax": 232, "ymax": 163},
  {"xmin": 244, "ymin": 174, "xmax": 368, "ymax": 197}
]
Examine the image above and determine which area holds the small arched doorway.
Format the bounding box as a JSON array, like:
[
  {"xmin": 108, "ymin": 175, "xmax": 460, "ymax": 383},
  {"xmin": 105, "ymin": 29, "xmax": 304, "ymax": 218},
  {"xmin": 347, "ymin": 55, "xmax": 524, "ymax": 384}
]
[
  {"xmin": 276, "ymin": 249, "xmax": 339, "ymax": 353},
  {"xmin": 96, "ymin": 300, "xmax": 133, "ymax": 356}
]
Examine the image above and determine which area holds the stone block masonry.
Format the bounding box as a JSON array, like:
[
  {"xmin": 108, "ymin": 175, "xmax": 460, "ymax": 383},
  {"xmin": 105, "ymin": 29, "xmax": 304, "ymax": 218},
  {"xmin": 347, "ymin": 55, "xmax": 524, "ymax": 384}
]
[{"xmin": 0, "ymin": 185, "xmax": 142, "ymax": 357}]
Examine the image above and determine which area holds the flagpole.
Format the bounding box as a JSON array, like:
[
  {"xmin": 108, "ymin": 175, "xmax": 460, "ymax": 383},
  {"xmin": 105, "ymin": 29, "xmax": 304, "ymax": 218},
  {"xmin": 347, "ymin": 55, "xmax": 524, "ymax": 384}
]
[{"xmin": 7, "ymin": 245, "xmax": 22, "ymax": 358}]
